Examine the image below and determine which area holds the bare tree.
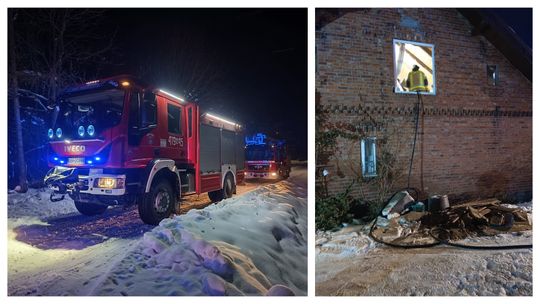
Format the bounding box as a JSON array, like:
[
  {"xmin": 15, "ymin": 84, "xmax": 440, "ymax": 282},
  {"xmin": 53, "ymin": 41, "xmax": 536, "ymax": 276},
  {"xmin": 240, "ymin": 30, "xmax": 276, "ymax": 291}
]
[
  {"xmin": 8, "ymin": 10, "xmax": 28, "ymax": 192},
  {"xmin": 8, "ymin": 8, "xmax": 118, "ymax": 189},
  {"xmin": 14, "ymin": 8, "xmax": 118, "ymax": 103}
]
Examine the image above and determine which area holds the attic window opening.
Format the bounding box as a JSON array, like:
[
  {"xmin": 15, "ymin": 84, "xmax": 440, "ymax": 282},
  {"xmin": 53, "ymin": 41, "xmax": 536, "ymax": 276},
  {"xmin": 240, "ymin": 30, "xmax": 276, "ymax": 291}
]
[{"xmin": 393, "ymin": 39, "xmax": 436, "ymax": 95}]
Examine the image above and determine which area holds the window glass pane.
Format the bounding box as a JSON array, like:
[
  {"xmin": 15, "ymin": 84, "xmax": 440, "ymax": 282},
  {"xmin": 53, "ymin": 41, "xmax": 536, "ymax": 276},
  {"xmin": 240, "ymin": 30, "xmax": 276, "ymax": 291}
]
[
  {"xmin": 142, "ymin": 92, "xmax": 157, "ymax": 126},
  {"xmin": 394, "ymin": 40, "xmax": 436, "ymax": 94},
  {"xmin": 128, "ymin": 92, "xmax": 139, "ymax": 129},
  {"xmin": 487, "ymin": 65, "xmax": 499, "ymax": 85},
  {"xmin": 167, "ymin": 103, "xmax": 181, "ymax": 134},
  {"xmin": 188, "ymin": 107, "xmax": 192, "ymax": 137},
  {"xmin": 361, "ymin": 137, "xmax": 377, "ymax": 177}
]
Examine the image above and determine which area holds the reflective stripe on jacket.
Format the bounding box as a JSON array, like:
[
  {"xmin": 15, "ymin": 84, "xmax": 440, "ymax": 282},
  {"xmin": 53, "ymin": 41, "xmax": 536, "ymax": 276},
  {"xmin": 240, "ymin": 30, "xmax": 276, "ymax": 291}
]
[{"xmin": 407, "ymin": 70, "xmax": 429, "ymax": 92}]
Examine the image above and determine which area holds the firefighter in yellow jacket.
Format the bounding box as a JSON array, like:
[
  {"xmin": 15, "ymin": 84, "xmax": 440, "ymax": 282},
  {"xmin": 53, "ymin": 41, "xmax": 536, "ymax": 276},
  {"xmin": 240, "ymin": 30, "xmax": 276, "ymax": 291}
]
[{"xmin": 406, "ymin": 65, "xmax": 429, "ymax": 92}]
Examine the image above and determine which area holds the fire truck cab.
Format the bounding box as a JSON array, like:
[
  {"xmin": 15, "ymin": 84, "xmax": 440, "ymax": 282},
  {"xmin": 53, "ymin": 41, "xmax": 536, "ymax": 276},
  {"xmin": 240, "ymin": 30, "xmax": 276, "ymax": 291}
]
[
  {"xmin": 244, "ymin": 133, "xmax": 290, "ymax": 179},
  {"xmin": 44, "ymin": 75, "xmax": 245, "ymax": 225}
]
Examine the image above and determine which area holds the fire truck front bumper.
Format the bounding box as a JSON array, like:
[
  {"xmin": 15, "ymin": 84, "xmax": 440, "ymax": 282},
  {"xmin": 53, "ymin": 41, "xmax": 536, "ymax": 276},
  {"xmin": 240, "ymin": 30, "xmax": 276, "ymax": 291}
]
[
  {"xmin": 244, "ymin": 171, "xmax": 280, "ymax": 179},
  {"xmin": 77, "ymin": 174, "xmax": 127, "ymax": 196},
  {"xmin": 45, "ymin": 166, "xmax": 126, "ymax": 198}
]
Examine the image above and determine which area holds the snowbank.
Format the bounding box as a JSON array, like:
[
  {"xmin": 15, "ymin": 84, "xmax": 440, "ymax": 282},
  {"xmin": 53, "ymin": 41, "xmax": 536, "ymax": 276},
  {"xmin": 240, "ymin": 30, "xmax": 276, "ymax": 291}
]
[
  {"xmin": 8, "ymin": 187, "xmax": 77, "ymax": 220},
  {"xmin": 94, "ymin": 178, "xmax": 307, "ymax": 296},
  {"xmin": 316, "ymin": 224, "xmax": 380, "ymax": 259}
]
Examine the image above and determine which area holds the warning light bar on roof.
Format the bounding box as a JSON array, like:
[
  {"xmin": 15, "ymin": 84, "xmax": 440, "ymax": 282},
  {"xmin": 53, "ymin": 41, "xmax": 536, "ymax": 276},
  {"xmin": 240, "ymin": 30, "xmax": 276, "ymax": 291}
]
[
  {"xmin": 205, "ymin": 113, "xmax": 241, "ymax": 128},
  {"xmin": 159, "ymin": 89, "xmax": 185, "ymax": 102},
  {"xmin": 245, "ymin": 133, "xmax": 267, "ymax": 145}
]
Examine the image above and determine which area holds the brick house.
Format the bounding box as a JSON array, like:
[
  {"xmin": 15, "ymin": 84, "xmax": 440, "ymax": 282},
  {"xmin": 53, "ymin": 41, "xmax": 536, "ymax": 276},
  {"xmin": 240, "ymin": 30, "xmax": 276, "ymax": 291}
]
[{"xmin": 316, "ymin": 8, "xmax": 532, "ymax": 204}]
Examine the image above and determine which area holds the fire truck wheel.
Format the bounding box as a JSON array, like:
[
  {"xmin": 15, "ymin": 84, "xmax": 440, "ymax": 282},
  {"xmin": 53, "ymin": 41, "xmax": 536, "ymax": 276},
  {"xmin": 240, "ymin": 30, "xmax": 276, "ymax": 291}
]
[
  {"xmin": 74, "ymin": 201, "xmax": 108, "ymax": 216},
  {"xmin": 208, "ymin": 190, "xmax": 223, "ymax": 202},
  {"xmin": 138, "ymin": 179, "xmax": 175, "ymax": 225},
  {"xmin": 208, "ymin": 174, "xmax": 234, "ymax": 202},
  {"xmin": 223, "ymin": 174, "xmax": 234, "ymax": 199}
]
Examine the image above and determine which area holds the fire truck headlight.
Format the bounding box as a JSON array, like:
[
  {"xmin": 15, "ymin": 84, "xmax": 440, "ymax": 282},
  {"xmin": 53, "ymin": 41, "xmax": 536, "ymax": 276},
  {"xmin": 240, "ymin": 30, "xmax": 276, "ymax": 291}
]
[
  {"xmin": 95, "ymin": 177, "xmax": 124, "ymax": 189},
  {"xmin": 48, "ymin": 128, "xmax": 54, "ymax": 139},
  {"xmin": 56, "ymin": 128, "xmax": 62, "ymax": 138},
  {"xmin": 271, "ymin": 172, "xmax": 277, "ymax": 177},
  {"xmin": 87, "ymin": 125, "xmax": 95, "ymax": 136},
  {"xmin": 78, "ymin": 126, "xmax": 85, "ymax": 137}
]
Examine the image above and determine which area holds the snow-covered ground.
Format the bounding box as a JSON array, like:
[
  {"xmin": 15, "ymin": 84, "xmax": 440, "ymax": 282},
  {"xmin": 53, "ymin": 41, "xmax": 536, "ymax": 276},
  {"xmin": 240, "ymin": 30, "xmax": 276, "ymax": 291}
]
[
  {"xmin": 8, "ymin": 166, "xmax": 307, "ymax": 296},
  {"xmin": 316, "ymin": 202, "xmax": 532, "ymax": 296},
  {"xmin": 8, "ymin": 187, "xmax": 78, "ymax": 219}
]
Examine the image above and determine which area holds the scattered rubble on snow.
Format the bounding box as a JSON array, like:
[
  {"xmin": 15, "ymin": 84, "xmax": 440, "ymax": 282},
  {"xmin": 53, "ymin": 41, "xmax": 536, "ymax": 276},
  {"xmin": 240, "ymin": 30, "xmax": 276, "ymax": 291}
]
[{"xmin": 316, "ymin": 200, "xmax": 532, "ymax": 296}]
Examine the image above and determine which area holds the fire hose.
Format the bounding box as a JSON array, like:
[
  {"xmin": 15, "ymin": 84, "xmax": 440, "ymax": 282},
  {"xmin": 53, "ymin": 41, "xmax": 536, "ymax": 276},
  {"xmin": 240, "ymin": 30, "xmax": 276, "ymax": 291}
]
[{"xmin": 368, "ymin": 188, "xmax": 532, "ymax": 250}]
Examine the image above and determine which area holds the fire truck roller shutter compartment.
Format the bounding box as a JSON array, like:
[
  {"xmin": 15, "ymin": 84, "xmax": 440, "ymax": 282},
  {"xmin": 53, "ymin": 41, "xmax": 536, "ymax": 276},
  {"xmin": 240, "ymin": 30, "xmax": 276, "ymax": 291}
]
[
  {"xmin": 199, "ymin": 123, "xmax": 222, "ymax": 193},
  {"xmin": 221, "ymin": 129, "xmax": 237, "ymax": 182},
  {"xmin": 199, "ymin": 124, "xmax": 221, "ymax": 173}
]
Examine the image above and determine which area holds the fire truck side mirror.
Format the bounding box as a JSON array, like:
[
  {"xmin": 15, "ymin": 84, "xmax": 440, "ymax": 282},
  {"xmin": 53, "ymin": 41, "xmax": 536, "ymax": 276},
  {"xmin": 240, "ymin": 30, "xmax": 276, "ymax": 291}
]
[
  {"xmin": 139, "ymin": 123, "xmax": 157, "ymax": 131},
  {"xmin": 129, "ymin": 123, "xmax": 156, "ymax": 146},
  {"xmin": 132, "ymin": 123, "xmax": 156, "ymax": 134}
]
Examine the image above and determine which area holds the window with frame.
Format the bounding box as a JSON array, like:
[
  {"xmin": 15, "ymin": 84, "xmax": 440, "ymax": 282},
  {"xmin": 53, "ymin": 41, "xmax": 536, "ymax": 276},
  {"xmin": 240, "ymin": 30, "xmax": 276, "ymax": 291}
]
[
  {"xmin": 487, "ymin": 65, "xmax": 499, "ymax": 86},
  {"xmin": 167, "ymin": 103, "xmax": 181, "ymax": 134},
  {"xmin": 393, "ymin": 39, "xmax": 436, "ymax": 95},
  {"xmin": 142, "ymin": 92, "xmax": 157, "ymax": 127},
  {"xmin": 187, "ymin": 107, "xmax": 193, "ymax": 137},
  {"xmin": 361, "ymin": 137, "xmax": 377, "ymax": 178}
]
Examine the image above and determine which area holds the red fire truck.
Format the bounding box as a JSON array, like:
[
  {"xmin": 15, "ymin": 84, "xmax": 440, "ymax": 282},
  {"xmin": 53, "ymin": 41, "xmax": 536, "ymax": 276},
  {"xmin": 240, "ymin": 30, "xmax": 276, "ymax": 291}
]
[
  {"xmin": 244, "ymin": 133, "xmax": 290, "ymax": 179},
  {"xmin": 44, "ymin": 75, "xmax": 245, "ymax": 225}
]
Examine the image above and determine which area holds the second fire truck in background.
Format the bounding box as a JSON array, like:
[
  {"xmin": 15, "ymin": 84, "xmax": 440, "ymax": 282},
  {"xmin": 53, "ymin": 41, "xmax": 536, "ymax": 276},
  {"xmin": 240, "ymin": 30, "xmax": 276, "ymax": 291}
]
[{"xmin": 244, "ymin": 133, "xmax": 290, "ymax": 179}]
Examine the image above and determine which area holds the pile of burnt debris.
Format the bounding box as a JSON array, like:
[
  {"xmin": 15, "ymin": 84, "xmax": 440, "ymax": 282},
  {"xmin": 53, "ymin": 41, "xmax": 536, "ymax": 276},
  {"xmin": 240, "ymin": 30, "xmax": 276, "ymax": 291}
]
[{"xmin": 371, "ymin": 191, "xmax": 532, "ymax": 248}]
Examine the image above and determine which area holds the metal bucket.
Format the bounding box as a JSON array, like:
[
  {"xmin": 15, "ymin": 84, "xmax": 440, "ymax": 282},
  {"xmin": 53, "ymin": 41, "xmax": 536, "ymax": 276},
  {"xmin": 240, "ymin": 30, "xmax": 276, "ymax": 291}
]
[{"xmin": 428, "ymin": 195, "xmax": 449, "ymax": 212}]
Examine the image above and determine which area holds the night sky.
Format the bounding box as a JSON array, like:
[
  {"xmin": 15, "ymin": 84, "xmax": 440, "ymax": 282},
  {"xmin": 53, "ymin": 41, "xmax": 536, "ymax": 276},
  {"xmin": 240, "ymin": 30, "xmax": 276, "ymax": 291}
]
[
  {"xmin": 492, "ymin": 8, "xmax": 532, "ymax": 48},
  {"xmin": 102, "ymin": 8, "xmax": 307, "ymax": 159}
]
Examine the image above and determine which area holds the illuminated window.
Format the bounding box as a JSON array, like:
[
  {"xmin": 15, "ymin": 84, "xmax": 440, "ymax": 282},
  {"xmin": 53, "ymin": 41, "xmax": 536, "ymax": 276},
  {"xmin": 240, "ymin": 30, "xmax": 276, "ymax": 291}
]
[
  {"xmin": 361, "ymin": 137, "xmax": 377, "ymax": 177},
  {"xmin": 393, "ymin": 39, "xmax": 436, "ymax": 95}
]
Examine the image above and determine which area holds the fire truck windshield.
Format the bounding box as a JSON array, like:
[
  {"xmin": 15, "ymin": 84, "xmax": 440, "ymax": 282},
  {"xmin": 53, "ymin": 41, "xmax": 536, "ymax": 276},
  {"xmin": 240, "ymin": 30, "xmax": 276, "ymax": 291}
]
[
  {"xmin": 245, "ymin": 145, "xmax": 274, "ymax": 161},
  {"xmin": 55, "ymin": 89, "xmax": 125, "ymax": 138}
]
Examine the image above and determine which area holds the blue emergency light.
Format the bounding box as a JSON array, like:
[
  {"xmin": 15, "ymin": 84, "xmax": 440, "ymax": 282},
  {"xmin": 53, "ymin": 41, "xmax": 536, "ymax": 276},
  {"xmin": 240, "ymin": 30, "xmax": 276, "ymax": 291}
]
[{"xmin": 245, "ymin": 133, "xmax": 267, "ymax": 146}]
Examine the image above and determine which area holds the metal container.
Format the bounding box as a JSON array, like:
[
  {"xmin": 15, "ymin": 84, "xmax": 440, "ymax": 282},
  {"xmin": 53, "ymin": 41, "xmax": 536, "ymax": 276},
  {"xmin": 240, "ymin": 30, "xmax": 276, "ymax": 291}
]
[{"xmin": 428, "ymin": 195, "xmax": 449, "ymax": 212}]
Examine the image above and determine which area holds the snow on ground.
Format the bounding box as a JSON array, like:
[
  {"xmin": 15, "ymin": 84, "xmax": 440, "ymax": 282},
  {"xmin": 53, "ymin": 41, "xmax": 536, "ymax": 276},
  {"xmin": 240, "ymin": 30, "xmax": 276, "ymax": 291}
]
[
  {"xmin": 8, "ymin": 187, "xmax": 78, "ymax": 220},
  {"xmin": 7, "ymin": 188, "xmax": 151, "ymax": 296},
  {"xmin": 94, "ymin": 168, "xmax": 307, "ymax": 296},
  {"xmin": 8, "ymin": 165, "xmax": 307, "ymax": 296},
  {"xmin": 316, "ymin": 201, "xmax": 532, "ymax": 296}
]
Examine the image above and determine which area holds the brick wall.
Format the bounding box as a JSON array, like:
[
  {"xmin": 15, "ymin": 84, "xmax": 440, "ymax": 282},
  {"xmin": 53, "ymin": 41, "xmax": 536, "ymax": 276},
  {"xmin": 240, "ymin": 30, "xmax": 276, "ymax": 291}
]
[{"xmin": 316, "ymin": 8, "xmax": 532, "ymax": 202}]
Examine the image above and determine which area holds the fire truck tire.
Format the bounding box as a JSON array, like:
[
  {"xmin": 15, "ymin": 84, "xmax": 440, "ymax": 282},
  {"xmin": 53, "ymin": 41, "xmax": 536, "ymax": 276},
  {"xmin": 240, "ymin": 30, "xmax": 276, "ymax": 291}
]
[
  {"xmin": 279, "ymin": 168, "xmax": 290, "ymax": 180},
  {"xmin": 138, "ymin": 179, "xmax": 175, "ymax": 225},
  {"xmin": 208, "ymin": 189, "xmax": 223, "ymax": 202},
  {"xmin": 208, "ymin": 174, "xmax": 235, "ymax": 202},
  {"xmin": 223, "ymin": 174, "xmax": 234, "ymax": 199},
  {"xmin": 74, "ymin": 201, "xmax": 108, "ymax": 216}
]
